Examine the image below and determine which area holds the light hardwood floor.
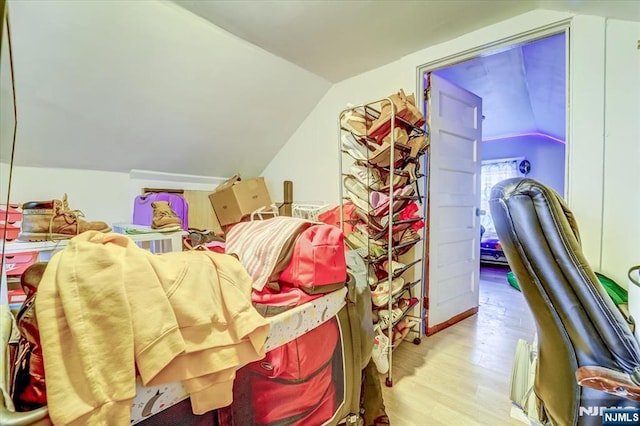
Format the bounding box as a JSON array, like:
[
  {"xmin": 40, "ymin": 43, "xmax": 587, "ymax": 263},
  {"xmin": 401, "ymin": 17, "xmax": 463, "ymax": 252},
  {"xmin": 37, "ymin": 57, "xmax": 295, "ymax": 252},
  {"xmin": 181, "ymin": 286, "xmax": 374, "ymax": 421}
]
[{"xmin": 381, "ymin": 266, "xmax": 536, "ymax": 425}]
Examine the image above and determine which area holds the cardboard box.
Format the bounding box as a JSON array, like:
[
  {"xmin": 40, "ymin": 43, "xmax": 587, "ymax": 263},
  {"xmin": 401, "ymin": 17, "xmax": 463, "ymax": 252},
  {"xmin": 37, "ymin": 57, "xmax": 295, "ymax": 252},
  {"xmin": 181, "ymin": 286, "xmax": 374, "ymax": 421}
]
[
  {"xmin": 214, "ymin": 173, "xmax": 241, "ymax": 193},
  {"xmin": 208, "ymin": 177, "xmax": 272, "ymax": 226}
]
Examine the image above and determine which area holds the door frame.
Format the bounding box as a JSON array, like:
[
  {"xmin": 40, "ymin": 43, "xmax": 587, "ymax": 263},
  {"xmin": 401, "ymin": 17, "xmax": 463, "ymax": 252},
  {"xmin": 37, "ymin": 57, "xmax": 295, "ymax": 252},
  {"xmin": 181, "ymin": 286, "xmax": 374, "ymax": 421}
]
[{"xmin": 415, "ymin": 21, "xmax": 571, "ymax": 334}]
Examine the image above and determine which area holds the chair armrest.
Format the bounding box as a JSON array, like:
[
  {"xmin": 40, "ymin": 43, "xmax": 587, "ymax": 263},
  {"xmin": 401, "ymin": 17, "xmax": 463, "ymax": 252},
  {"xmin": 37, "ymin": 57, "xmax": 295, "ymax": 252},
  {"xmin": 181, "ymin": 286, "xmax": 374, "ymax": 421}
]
[{"xmin": 576, "ymin": 366, "xmax": 640, "ymax": 401}]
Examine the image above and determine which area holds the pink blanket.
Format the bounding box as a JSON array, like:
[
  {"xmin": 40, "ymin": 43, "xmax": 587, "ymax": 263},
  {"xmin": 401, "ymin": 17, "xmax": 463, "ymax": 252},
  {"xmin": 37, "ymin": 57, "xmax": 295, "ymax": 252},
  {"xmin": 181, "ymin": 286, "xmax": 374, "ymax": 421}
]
[{"xmin": 226, "ymin": 217, "xmax": 313, "ymax": 291}]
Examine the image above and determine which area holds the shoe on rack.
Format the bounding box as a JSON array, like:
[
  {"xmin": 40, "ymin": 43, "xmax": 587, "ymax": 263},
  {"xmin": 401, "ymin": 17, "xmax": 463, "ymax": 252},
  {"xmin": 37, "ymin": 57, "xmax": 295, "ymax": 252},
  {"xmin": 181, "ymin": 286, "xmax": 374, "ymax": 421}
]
[
  {"xmin": 383, "ymin": 260, "xmax": 406, "ymax": 276},
  {"xmin": 394, "ymin": 318, "xmax": 411, "ymax": 332},
  {"xmin": 369, "ymin": 89, "xmax": 426, "ymax": 140},
  {"xmin": 371, "ymin": 277, "xmax": 406, "ymax": 307},
  {"xmin": 398, "ymin": 296, "xmax": 419, "ymax": 314},
  {"xmin": 408, "ymin": 135, "xmax": 429, "ymax": 157},
  {"xmin": 382, "ymin": 127, "xmax": 410, "ymax": 148},
  {"xmin": 341, "ymin": 107, "xmax": 372, "ymax": 136},
  {"xmin": 349, "ymin": 164, "xmax": 384, "ymax": 191},
  {"xmin": 394, "ymin": 228, "xmax": 421, "ymax": 245},
  {"xmin": 354, "ymin": 223, "xmax": 386, "ymax": 246},
  {"xmin": 368, "ymin": 142, "xmax": 405, "ymax": 169},
  {"xmin": 19, "ymin": 194, "xmax": 111, "ymax": 242},
  {"xmin": 378, "ymin": 307, "xmax": 404, "ymax": 329},
  {"xmin": 344, "ymin": 176, "xmax": 372, "ymax": 212},
  {"xmin": 397, "ymin": 202, "xmax": 425, "ymax": 232},
  {"xmin": 394, "ymin": 89, "xmax": 426, "ymax": 127},
  {"xmin": 371, "ymin": 331, "xmax": 390, "ymax": 374},
  {"xmin": 384, "ymin": 161, "xmax": 418, "ymax": 190},
  {"xmin": 369, "ymin": 185, "xmax": 414, "ymax": 218},
  {"xmin": 391, "ymin": 185, "xmax": 416, "ymax": 214},
  {"xmin": 341, "ymin": 133, "xmax": 369, "ymax": 162},
  {"xmin": 151, "ymin": 201, "xmax": 182, "ymax": 231},
  {"xmin": 391, "ymin": 324, "xmax": 411, "ymax": 345},
  {"xmin": 345, "ymin": 231, "xmax": 387, "ymax": 259},
  {"xmin": 368, "ymin": 264, "xmax": 380, "ymax": 286}
]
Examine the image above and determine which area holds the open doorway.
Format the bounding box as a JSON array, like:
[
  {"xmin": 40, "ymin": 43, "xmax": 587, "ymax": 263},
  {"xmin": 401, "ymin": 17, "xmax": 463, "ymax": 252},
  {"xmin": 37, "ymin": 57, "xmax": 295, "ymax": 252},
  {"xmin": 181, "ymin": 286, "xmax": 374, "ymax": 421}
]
[{"xmin": 420, "ymin": 30, "xmax": 568, "ymax": 334}]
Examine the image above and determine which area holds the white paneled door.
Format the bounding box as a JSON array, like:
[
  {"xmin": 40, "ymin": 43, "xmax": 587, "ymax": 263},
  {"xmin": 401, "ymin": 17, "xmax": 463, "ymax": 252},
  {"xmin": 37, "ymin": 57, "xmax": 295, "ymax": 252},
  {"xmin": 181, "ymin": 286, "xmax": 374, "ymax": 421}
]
[{"xmin": 426, "ymin": 73, "xmax": 483, "ymax": 334}]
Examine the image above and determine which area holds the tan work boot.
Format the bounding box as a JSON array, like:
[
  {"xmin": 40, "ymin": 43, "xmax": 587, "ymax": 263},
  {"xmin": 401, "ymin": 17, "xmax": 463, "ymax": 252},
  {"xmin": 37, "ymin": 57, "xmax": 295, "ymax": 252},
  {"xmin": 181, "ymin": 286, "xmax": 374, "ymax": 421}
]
[
  {"xmin": 151, "ymin": 201, "xmax": 182, "ymax": 231},
  {"xmin": 19, "ymin": 194, "xmax": 111, "ymax": 242}
]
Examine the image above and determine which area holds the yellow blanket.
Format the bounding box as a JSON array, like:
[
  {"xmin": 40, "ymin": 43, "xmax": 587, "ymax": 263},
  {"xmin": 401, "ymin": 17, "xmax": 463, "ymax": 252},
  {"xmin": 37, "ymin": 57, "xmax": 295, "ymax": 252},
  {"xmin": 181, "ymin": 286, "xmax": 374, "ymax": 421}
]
[{"xmin": 36, "ymin": 231, "xmax": 269, "ymax": 425}]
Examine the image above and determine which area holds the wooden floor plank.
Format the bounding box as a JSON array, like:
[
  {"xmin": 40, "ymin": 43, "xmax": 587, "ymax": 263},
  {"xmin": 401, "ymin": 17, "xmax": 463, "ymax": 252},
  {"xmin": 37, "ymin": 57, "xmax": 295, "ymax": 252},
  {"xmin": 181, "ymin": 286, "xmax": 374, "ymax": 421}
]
[{"xmin": 381, "ymin": 266, "xmax": 536, "ymax": 425}]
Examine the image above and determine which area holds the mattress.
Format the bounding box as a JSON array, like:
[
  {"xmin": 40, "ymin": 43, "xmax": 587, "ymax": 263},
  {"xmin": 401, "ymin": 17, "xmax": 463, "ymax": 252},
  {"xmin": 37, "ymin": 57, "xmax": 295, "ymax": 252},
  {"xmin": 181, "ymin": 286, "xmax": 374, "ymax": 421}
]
[{"xmin": 130, "ymin": 287, "xmax": 348, "ymax": 424}]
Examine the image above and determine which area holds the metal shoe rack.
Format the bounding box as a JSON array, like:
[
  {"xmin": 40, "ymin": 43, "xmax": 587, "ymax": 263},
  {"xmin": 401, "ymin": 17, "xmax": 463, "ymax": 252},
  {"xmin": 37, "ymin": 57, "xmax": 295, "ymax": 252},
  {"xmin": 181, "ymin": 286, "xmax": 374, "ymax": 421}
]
[{"xmin": 338, "ymin": 95, "xmax": 429, "ymax": 387}]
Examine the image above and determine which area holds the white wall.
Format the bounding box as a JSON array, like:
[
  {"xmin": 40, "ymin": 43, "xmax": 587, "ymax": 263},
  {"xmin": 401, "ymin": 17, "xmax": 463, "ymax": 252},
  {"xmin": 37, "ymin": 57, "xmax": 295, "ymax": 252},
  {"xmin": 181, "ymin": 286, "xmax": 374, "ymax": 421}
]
[
  {"xmin": 2, "ymin": 165, "xmax": 132, "ymax": 224},
  {"xmin": 262, "ymin": 10, "xmax": 638, "ymax": 284},
  {"xmin": 482, "ymin": 135, "xmax": 566, "ymax": 196},
  {"xmin": 260, "ymin": 60, "xmax": 405, "ymax": 204},
  {"xmin": 600, "ymin": 19, "xmax": 640, "ymax": 286},
  {"xmin": 0, "ymin": 165, "xmax": 227, "ymax": 227}
]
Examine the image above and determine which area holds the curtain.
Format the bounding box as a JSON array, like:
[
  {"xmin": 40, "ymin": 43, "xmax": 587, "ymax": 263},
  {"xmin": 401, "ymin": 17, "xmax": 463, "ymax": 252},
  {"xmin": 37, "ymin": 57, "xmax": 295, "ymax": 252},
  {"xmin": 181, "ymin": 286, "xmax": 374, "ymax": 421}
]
[{"xmin": 480, "ymin": 159, "xmax": 522, "ymax": 236}]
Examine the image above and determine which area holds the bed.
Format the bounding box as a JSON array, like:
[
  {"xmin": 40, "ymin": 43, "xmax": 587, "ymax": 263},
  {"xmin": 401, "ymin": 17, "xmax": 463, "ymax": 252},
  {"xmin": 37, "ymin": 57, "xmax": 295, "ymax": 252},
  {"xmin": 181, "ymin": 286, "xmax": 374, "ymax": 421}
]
[{"xmin": 1, "ymin": 287, "xmax": 354, "ymax": 426}]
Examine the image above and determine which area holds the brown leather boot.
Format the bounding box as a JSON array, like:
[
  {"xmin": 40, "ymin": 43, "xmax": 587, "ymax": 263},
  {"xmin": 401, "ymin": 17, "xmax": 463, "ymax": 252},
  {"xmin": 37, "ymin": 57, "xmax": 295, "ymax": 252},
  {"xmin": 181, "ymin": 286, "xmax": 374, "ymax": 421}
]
[
  {"xmin": 151, "ymin": 201, "xmax": 182, "ymax": 230},
  {"xmin": 18, "ymin": 194, "xmax": 111, "ymax": 241},
  {"xmin": 12, "ymin": 262, "xmax": 48, "ymax": 410}
]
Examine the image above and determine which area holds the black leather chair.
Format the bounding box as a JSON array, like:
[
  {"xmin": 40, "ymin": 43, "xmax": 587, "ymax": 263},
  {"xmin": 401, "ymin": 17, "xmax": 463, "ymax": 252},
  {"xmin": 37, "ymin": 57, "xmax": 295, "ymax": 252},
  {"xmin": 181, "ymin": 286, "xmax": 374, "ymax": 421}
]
[{"xmin": 490, "ymin": 178, "xmax": 640, "ymax": 425}]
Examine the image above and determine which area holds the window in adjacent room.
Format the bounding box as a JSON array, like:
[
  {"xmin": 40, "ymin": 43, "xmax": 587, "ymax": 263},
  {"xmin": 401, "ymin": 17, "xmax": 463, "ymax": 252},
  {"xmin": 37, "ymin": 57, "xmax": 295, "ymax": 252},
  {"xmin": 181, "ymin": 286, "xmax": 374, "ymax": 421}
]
[{"xmin": 480, "ymin": 157, "xmax": 524, "ymax": 235}]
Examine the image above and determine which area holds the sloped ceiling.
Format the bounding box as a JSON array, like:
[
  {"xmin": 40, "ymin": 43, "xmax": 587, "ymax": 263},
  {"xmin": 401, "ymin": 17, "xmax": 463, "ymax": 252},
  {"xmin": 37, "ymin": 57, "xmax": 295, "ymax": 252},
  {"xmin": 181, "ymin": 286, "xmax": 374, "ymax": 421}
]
[
  {"xmin": 434, "ymin": 33, "xmax": 566, "ymax": 140},
  {"xmin": 7, "ymin": 0, "xmax": 330, "ymax": 177},
  {"xmin": 174, "ymin": 0, "xmax": 539, "ymax": 83},
  {"xmin": 174, "ymin": 0, "xmax": 640, "ymax": 83}
]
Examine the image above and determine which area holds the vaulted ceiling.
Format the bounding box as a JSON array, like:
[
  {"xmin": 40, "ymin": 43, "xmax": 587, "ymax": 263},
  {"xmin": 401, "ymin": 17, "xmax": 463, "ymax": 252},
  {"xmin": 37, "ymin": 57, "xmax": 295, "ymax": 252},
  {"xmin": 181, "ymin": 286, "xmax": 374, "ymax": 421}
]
[
  {"xmin": 175, "ymin": 0, "xmax": 640, "ymax": 83},
  {"xmin": 2, "ymin": 0, "xmax": 638, "ymax": 177},
  {"xmin": 434, "ymin": 33, "xmax": 566, "ymax": 141},
  {"xmin": 174, "ymin": 0, "xmax": 539, "ymax": 83},
  {"xmin": 6, "ymin": 0, "xmax": 330, "ymax": 177}
]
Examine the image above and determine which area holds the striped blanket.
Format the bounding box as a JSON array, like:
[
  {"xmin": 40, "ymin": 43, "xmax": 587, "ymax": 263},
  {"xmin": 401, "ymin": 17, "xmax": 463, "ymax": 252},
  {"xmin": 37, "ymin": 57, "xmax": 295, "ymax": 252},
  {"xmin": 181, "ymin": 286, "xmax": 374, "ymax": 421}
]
[{"xmin": 226, "ymin": 217, "xmax": 314, "ymax": 291}]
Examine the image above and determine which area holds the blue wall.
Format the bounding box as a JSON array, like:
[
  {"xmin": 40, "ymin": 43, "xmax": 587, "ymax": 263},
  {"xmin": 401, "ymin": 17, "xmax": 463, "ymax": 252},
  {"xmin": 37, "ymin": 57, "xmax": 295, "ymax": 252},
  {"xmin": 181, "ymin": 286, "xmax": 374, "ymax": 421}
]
[{"xmin": 482, "ymin": 135, "xmax": 565, "ymax": 196}]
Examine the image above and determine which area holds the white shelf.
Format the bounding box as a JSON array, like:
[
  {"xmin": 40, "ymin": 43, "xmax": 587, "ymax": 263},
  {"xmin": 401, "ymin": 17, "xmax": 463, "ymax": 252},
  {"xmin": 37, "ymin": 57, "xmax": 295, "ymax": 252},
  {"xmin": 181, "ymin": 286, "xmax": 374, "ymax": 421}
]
[
  {"xmin": 1, "ymin": 231, "xmax": 185, "ymax": 305},
  {"xmin": 2, "ymin": 231, "xmax": 185, "ymax": 255}
]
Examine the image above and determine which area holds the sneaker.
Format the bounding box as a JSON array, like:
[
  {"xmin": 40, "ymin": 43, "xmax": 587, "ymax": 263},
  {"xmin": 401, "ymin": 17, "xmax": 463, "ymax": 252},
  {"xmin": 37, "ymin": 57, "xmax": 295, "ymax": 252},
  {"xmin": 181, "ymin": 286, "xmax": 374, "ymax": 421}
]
[
  {"xmin": 378, "ymin": 307, "xmax": 404, "ymax": 328},
  {"xmin": 371, "ymin": 332, "xmax": 390, "ymax": 374},
  {"xmin": 371, "ymin": 277, "xmax": 406, "ymax": 307},
  {"xmin": 19, "ymin": 194, "xmax": 111, "ymax": 241}
]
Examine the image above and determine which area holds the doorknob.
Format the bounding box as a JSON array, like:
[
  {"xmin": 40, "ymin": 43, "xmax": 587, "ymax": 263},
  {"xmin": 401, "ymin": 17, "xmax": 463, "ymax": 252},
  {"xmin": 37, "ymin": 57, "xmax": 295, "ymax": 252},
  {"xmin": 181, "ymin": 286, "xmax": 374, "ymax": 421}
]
[{"xmin": 476, "ymin": 208, "xmax": 486, "ymax": 216}]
